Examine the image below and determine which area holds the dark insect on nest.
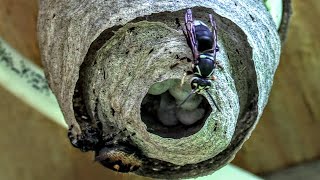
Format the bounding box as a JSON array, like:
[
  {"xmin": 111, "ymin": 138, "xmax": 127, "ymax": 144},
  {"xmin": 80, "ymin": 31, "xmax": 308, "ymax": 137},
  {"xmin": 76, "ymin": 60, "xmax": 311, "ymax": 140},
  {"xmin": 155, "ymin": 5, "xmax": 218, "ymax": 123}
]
[
  {"xmin": 67, "ymin": 121, "xmax": 142, "ymax": 173},
  {"xmin": 68, "ymin": 85, "xmax": 141, "ymax": 173},
  {"xmin": 96, "ymin": 146, "xmax": 142, "ymax": 172},
  {"xmin": 177, "ymin": 9, "xmax": 224, "ymax": 111}
]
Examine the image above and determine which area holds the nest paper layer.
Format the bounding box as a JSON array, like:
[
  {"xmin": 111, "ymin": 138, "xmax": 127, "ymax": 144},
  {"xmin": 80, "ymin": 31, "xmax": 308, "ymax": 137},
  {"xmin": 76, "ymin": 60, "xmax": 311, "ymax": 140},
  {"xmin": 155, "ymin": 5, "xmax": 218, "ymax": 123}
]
[{"xmin": 38, "ymin": 0, "xmax": 280, "ymax": 179}]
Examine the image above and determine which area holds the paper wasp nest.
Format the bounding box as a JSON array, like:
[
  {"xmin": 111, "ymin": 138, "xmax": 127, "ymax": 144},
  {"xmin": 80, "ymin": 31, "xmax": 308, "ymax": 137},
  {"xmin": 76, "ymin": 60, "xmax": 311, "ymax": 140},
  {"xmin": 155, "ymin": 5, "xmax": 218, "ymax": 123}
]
[{"xmin": 38, "ymin": 0, "xmax": 281, "ymax": 179}]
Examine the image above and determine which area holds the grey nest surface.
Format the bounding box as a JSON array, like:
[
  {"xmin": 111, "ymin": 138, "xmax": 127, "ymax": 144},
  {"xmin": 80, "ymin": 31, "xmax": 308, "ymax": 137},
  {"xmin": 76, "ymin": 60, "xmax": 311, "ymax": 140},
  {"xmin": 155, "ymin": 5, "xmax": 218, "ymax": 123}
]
[{"xmin": 38, "ymin": 0, "xmax": 281, "ymax": 179}]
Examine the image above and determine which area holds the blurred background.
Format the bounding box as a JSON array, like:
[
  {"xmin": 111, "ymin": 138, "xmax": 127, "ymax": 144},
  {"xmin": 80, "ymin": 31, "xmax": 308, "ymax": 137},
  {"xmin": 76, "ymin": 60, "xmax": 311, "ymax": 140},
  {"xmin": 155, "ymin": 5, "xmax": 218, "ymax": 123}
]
[{"xmin": 0, "ymin": 0, "xmax": 319, "ymax": 179}]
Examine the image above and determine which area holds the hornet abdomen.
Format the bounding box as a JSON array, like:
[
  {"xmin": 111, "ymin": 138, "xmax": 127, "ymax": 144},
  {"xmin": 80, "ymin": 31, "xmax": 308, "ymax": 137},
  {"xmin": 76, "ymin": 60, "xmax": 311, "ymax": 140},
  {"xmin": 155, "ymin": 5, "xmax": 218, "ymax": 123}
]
[{"xmin": 194, "ymin": 20, "xmax": 214, "ymax": 52}]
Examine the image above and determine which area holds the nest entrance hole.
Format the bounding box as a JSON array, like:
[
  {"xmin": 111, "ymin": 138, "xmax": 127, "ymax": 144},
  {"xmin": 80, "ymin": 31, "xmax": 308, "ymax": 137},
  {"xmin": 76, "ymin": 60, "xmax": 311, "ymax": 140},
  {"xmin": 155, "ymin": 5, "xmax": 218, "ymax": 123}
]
[{"xmin": 141, "ymin": 90, "xmax": 212, "ymax": 139}]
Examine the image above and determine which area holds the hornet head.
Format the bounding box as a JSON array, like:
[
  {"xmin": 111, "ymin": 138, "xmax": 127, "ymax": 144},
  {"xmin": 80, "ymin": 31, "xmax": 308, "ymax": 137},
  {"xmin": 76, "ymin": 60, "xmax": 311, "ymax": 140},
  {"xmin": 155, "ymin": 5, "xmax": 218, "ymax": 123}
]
[{"xmin": 191, "ymin": 77, "xmax": 212, "ymax": 92}]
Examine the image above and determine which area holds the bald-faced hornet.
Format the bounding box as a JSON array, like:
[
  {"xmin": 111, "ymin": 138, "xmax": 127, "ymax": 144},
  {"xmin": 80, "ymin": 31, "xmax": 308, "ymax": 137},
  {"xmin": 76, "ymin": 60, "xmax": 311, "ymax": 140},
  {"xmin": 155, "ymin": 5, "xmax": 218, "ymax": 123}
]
[{"xmin": 179, "ymin": 9, "xmax": 223, "ymax": 112}]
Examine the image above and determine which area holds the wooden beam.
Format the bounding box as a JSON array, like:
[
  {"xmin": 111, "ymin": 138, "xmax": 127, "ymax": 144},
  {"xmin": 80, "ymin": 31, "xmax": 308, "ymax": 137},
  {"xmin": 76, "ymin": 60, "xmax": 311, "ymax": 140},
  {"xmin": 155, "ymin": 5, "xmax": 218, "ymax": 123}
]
[{"xmin": 0, "ymin": 0, "xmax": 41, "ymax": 66}]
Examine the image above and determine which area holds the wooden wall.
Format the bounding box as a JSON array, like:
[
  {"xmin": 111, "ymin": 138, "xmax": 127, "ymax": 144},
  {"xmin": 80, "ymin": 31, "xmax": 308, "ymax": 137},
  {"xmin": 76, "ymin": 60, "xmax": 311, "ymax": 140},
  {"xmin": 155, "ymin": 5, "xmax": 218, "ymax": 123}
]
[
  {"xmin": 0, "ymin": 0, "xmax": 41, "ymax": 66},
  {"xmin": 0, "ymin": 0, "xmax": 319, "ymax": 177}
]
